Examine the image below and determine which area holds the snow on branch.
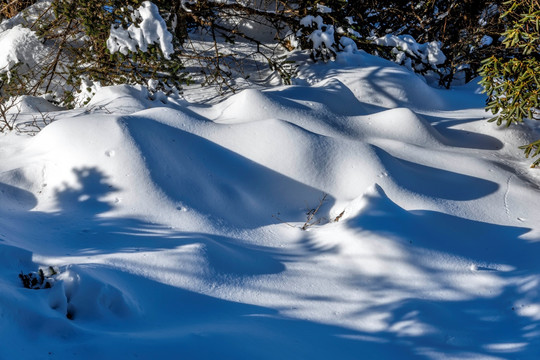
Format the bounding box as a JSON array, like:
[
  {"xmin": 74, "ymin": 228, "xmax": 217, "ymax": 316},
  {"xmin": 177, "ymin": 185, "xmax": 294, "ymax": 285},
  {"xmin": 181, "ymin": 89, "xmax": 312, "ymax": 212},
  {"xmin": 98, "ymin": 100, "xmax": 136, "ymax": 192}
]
[
  {"xmin": 0, "ymin": 24, "xmax": 45, "ymax": 73},
  {"xmin": 374, "ymin": 34, "xmax": 446, "ymax": 68},
  {"xmin": 106, "ymin": 1, "xmax": 174, "ymax": 60}
]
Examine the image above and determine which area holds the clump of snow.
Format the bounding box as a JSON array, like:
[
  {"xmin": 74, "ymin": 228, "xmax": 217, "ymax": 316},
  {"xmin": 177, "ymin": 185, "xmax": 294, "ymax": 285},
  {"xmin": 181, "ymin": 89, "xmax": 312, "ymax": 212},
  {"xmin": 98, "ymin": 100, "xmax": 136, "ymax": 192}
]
[
  {"xmin": 375, "ymin": 34, "xmax": 447, "ymax": 68},
  {"xmin": 107, "ymin": 1, "xmax": 174, "ymax": 59},
  {"xmin": 300, "ymin": 15, "xmax": 324, "ymax": 29},
  {"xmin": 73, "ymin": 77, "xmax": 103, "ymax": 107},
  {"xmin": 0, "ymin": 25, "xmax": 45, "ymax": 74},
  {"xmin": 479, "ymin": 35, "xmax": 493, "ymax": 48},
  {"xmin": 479, "ymin": 4, "xmax": 499, "ymax": 26},
  {"xmin": 316, "ymin": 4, "xmax": 333, "ymax": 13},
  {"xmin": 180, "ymin": 0, "xmax": 197, "ymax": 12},
  {"xmin": 300, "ymin": 15, "xmax": 335, "ymax": 51},
  {"xmin": 339, "ymin": 36, "xmax": 358, "ymax": 53}
]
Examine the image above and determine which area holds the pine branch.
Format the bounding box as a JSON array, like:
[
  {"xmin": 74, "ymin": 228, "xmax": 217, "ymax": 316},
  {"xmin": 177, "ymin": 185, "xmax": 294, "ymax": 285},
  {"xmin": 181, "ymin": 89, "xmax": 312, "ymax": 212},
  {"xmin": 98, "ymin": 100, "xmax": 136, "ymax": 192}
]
[{"xmin": 520, "ymin": 139, "xmax": 540, "ymax": 168}]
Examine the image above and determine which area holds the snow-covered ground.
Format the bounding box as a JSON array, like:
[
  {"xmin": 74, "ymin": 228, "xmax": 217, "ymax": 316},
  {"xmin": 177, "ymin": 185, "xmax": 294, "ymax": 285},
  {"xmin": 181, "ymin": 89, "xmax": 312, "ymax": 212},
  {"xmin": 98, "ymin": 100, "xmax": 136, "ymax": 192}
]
[{"xmin": 1, "ymin": 50, "xmax": 540, "ymax": 360}]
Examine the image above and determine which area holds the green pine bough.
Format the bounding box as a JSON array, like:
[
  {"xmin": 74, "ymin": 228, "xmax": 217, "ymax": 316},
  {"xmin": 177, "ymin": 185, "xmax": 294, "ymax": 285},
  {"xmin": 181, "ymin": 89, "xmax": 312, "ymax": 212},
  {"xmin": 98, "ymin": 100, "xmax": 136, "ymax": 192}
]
[{"xmin": 480, "ymin": 0, "xmax": 540, "ymax": 167}]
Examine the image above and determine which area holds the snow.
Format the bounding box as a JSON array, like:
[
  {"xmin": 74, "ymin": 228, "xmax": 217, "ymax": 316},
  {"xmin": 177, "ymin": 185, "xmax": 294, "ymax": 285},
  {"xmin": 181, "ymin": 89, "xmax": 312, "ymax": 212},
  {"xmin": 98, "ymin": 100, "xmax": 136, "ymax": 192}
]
[
  {"xmin": 479, "ymin": 35, "xmax": 494, "ymax": 48},
  {"xmin": 301, "ymin": 15, "xmax": 336, "ymax": 51},
  {"xmin": 316, "ymin": 4, "xmax": 333, "ymax": 14},
  {"xmin": 340, "ymin": 36, "xmax": 358, "ymax": 53},
  {"xmin": 0, "ymin": 25, "xmax": 45, "ymax": 73},
  {"xmin": 107, "ymin": 1, "xmax": 174, "ymax": 59},
  {"xmin": 375, "ymin": 34, "xmax": 447, "ymax": 67},
  {"xmin": 2, "ymin": 46, "xmax": 540, "ymax": 360}
]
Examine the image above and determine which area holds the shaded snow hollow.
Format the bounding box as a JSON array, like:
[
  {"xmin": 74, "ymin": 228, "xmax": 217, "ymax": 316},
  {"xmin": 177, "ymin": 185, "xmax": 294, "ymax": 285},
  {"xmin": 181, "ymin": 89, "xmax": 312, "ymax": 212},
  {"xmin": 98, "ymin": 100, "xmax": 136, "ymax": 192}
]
[{"xmin": 1, "ymin": 51, "xmax": 540, "ymax": 360}]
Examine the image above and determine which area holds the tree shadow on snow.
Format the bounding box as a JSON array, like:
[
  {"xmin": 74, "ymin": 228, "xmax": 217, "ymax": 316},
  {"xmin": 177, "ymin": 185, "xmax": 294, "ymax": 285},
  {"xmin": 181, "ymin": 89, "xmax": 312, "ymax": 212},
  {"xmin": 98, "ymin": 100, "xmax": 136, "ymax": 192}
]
[
  {"xmin": 2, "ymin": 167, "xmax": 538, "ymax": 359},
  {"xmin": 72, "ymin": 269, "xmax": 424, "ymax": 360},
  {"xmin": 0, "ymin": 176, "xmax": 427, "ymax": 360},
  {"xmin": 0, "ymin": 256, "xmax": 427, "ymax": 360},
  {"xmin": 325, "ymin": 185, "xmax": 540, "ymax": 359},
  {"xmin": 2, "ymin": 168, "xmax": 296, "ymax": 278}
]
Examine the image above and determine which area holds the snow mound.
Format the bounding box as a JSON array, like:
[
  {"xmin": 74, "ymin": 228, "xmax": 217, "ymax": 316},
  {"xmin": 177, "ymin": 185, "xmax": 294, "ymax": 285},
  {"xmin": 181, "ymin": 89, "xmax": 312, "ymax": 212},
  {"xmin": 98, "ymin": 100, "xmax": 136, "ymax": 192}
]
[
  {"xmin": 122, "ymin": 114, "xmax": 328, "ymax": 227},
  {"xmin": 209, "ymin": 88, "xmax": 282, "ymax": 124},
  {"xmin": 87, "ymin": 84, "xmax": 165, "ymax": 114},
  {"xmin": 15, "ymin": 96, "xmax": 63, "ymax": 113},
  {"xmin": 365, "ymin": 107, "xmax": 446, "ymax": 146},
  {"xmin": 0, "ymin": 179, "xmax": 37, "ymax": 211},
  {"xmin": 301, "ymin": 52, "xmax": 447, "ymax": 110},
  {"xmin": 51, "ymin": 266, "xmax": 138, "ymax": 321}
]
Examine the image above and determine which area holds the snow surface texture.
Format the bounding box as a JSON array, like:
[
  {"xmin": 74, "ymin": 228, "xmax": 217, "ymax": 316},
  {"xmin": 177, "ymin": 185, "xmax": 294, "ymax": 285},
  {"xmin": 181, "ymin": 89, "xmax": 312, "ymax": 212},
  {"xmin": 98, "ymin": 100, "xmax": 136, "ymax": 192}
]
[
  {"xmin": 1, "ymin": 51, "xmax": 540, "ymax": 360},
  {"xmin": 107, "ymin": 1, "xmax": 174, "ymax": 59}
]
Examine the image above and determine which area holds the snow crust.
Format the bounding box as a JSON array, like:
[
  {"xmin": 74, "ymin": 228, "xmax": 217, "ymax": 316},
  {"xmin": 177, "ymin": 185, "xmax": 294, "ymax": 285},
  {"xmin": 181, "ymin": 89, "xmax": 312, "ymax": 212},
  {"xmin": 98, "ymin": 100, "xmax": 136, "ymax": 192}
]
[{"xmin": 1, "ymin": 50, "xmax": 540, "ymax": 359}]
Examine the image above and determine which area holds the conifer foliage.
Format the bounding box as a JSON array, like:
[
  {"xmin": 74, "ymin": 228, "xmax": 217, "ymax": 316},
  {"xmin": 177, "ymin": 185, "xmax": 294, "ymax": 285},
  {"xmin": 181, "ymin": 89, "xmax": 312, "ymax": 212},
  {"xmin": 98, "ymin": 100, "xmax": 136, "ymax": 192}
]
[
  {"xmin": 48, "ymin": 0, "xmax": 188, "ymax": 105},
  {"xmin": 0, "ymin": 0, "xmax": 187, "ymax": 107},
  {"xmin": 480, "ymin": 0, "xmax": 540, "ymax": 166},
  {"xmin": 0, "ymin": 0, "xmax": 36, "ymax": 19},
  {"xmin": 0, "ymin": 0, "xmax": 510, "ymax": 100}
]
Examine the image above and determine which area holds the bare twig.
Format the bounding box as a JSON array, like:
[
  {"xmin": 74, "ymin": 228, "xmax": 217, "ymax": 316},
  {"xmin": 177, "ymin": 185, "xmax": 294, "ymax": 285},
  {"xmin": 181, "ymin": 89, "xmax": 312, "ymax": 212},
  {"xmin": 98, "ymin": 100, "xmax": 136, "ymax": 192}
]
[
  {"xmin": 272, "ymin": 194, "xmax": 329, "ymax": 231},
  {"xmin": 15, "ymin": 109, "xmax": 56, "ymax": 135},
  {"xmin": 302, "ymin": 194, "xmax": 328, "ymax": 230},
  {"xmin": 271, "ymin": 213, "xmax": 296, "ymax": 228},
  {"xmin": 333, "ymin": 210, "xmax": 345, "ymax": 223},
  {"xmin": 0, "ymin": 96, "xmax": 22, "ymax": 132}
]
